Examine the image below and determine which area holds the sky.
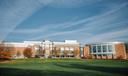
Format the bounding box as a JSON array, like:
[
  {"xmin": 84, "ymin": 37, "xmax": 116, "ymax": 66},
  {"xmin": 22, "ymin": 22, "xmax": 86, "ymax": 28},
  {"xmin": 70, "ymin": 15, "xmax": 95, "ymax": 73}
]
[{"xmin": 0, "ymin": 0, "xmax": 128, "ymax": 44}]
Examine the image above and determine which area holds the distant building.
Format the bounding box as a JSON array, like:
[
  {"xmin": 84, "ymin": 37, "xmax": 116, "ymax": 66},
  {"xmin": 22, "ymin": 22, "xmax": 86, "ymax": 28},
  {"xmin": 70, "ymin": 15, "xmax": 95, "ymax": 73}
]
[{"xmin": 0, "ymin": 40, "xmax": 80, "ymax": 59}]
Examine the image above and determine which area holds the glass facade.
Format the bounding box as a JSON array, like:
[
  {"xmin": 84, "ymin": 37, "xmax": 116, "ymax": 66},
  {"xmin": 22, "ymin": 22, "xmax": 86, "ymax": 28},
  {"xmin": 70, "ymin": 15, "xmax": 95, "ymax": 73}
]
[{"xmin": 91, "ymin": 44, "xmax": 114, "ymax": 54}]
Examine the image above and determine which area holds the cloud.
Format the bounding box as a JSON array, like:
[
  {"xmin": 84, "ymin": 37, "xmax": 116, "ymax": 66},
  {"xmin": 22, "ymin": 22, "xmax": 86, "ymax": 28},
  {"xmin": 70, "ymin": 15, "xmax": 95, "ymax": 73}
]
[
  {"xmin": 26, "ymin": 2, "xmax": 128, "ymax": 41},
  {"xmin": 29, "ymin": 29, "xmax": 80, "ymax": 40},
  {"xmin": 12, "ymin": 26, "xmax": 49, "ymax": 34},
  {"xmin": 48, "ymin": 0, "xmax": 102, "ymax": 8},
  {"xmin": 1, "ymin": 0, "xmax": 128, "ymax": 43},
  {"xmin": 0, "ymin": 0, "xmax": 101, "ymax": 41},
  {"xmin": 64, "ymin": 2, "xmax": 128, "ymax": 29},
  {"xmin": 86, "ymin": 28, "xmax": 128, "ymax": 43},
  {"xmin": 0, "ymin": 0, "xmax": 53, "ymax": 41}
]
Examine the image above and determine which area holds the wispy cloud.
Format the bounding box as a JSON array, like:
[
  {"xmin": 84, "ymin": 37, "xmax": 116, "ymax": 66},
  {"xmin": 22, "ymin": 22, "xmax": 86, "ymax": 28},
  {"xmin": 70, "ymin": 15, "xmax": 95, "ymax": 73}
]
[
  {"xmin": 49, "ymin": 0, "xmax": 102, "ymax": 8},
  {"xmin": 86, "ymin": 28, "xmax": 128, "ymax": 43},
  {"xmin": 1, "ymin": 0, "xmax": 102, "ymax": 41},
  {"xmin": 0, "ymin": 0, "xmax": 53, "ymax": 41},
  {"xmin": 1, "ymin": 0, "xmax": 128, "ymax": 43},
  {"xmin": 20, "ymin": 2, "xmax": 128, "ymax": 42}
]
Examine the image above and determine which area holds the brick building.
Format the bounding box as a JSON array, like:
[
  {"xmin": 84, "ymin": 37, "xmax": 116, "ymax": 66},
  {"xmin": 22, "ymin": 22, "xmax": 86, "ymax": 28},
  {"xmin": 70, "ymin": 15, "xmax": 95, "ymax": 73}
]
[
  {"xmin": 0, "ymin": 40, "xmax": 80, "ymax": 59},
  {"xmin": 83, "ymin": 42, "xmax": 128, "ymax": 59}
]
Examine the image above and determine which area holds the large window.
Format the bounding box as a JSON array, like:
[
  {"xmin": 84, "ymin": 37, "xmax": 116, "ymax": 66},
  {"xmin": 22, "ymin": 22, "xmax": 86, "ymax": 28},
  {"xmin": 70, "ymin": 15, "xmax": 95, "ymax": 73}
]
[
  {"xmin": 65, "ymin": 47, "xmax": 69, "ymax": 51},
  {"xmin": 97, "ymin": 46, "xmax": 101, "ymax": 52},
  {"xmin": 60, "ymin": 47, "xmax": 64, "ymax": 52},
  {"xmin": 108, "ymin": 45, "xmax": 113, "ymax": 52},
  {"xmin": 70, "ymin": 48, "xmax": 74, "ymax": 51},
  {"xmin": 60, "ymin": 47, "xmax": 64, "ymax": 55},
  {"xmin": 103, "ymin": 45, "xmax": 107, "ymax": 52},
  {"xmin": 92, "ymin": 46, "xmax": 96, "ymax": 53}
]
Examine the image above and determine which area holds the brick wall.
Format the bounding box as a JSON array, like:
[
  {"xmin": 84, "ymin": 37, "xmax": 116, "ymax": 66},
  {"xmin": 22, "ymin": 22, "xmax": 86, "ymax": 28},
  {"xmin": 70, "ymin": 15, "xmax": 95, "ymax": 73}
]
[
  {"xmin": 83, "ymin": 45, "xmax": 91, "ymax": 59},
  {"xmin": 115, "ymin": 43, "xmax": 127, "ymax": 59},
  {"xmin": 83, "ymin": 43, "xmax": 127, "ymax": 60}
]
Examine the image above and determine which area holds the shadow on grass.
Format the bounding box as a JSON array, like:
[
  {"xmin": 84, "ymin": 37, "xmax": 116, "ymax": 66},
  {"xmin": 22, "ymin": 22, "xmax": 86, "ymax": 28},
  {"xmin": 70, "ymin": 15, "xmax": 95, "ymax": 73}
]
[
  {"xmin": 0, "ymin": 64, "xmax": 128, "ymax": 76},
  {"xmin": 0, "ymin": 67, "xmax": 119, "ymax": 76},
  {"xmin": 0, "ymin": 67, "xmax": 85, "ymax": 76},
  {"xmin": 0, "ymin": 67, "xmax": 73, "ymax": 76},
  {"xmin": 54, "ymin": 63, "xmax": 128, "ymax": 76}
]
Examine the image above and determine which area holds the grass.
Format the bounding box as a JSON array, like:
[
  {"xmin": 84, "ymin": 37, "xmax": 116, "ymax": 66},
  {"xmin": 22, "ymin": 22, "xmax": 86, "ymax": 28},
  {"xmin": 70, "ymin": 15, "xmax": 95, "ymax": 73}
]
[{"xmin": 0, "ymin": 58, "xmax": 128, "ymax": 76}]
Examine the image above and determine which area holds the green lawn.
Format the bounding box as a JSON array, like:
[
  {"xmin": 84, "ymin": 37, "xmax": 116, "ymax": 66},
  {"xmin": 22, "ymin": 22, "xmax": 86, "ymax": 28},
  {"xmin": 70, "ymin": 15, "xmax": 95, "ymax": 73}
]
[{"xmin": 0, "ymin": 58, "xmax": 128, "ymax": 76}]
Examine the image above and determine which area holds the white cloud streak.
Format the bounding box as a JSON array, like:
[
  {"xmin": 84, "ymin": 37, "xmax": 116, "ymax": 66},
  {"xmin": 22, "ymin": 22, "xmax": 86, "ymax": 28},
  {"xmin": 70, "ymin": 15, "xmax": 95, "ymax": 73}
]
[
  {"xmin": 49, "ymin": 0, "xmax": 102, "ymax": 8},
  {"xmin": 0, "ymin": 0, "xmax": 102, "ymax": 41},
  {"xmin": 86, "ymin": 28, "xmax": 128, "ymax": 43},
  {"xmin": 1, "ymin": 0, "xmax": 128, "ymax": 43},
  {"xmin": 0, "ymin": 0, "xmax": 53, "ymax": 41},
  {"xmin": 25, "ymin": 3, "xmax": 128, "ymax": 41}
]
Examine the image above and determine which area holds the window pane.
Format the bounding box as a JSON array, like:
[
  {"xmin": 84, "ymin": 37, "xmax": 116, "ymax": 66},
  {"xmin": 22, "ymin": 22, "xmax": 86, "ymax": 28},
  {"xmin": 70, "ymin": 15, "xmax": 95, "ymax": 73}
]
[
  {"xmin": 108, "ymin": 45, "xmax": 113, "ymax": 52},
  {"xmin": 97, "ymin": 46, "xmax": 101, "ymax": 52},
  {"xmin": 70, "ymin": 48, "xmax": 74, "ymax": 51},
  {"xmin": 103, "ymin": 54, "xmax": 106, "ymax": 56},
  {"xmin": 103, "ymin": 45, "xmax": 107, "ymax": 52},
  {"xmin": 98, "ymin": 54, "xmax": 101, "ymax": 56},
  {"xmin": 65, "ymin": 47, "xmax": 69, "ymax": 50},
  {"xmin": 92, "ymin": 46, "xmax": 96, "ymax": 53},
  {"xmin": 60, "ymin": 47, "xmax": 64, "ymax": 52}
]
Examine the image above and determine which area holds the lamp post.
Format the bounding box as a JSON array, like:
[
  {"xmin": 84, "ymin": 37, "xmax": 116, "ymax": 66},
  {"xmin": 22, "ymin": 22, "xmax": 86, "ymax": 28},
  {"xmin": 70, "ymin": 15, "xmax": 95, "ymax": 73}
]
[{"xmin": 51, "ymin": 41, "xmax": 54, "ymax": 58}]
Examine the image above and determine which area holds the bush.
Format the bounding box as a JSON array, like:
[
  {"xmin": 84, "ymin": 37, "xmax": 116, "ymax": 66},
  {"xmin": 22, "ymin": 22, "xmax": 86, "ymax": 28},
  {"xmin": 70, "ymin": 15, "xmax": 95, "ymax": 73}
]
[
  {"xmin": 23, "ymin": 48, "xmax": 33, "ymax": 58},
  {"xmin": 0, "ymin": 50, "xmax": 11, "ymax": 60}
]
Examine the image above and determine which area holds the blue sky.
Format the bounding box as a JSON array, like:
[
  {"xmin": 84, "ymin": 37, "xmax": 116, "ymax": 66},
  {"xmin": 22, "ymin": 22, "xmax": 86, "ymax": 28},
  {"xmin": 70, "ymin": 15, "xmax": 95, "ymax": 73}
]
[{"xmin": 0, "ymin": 0, "xmax": 128, "ymax": 44}]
